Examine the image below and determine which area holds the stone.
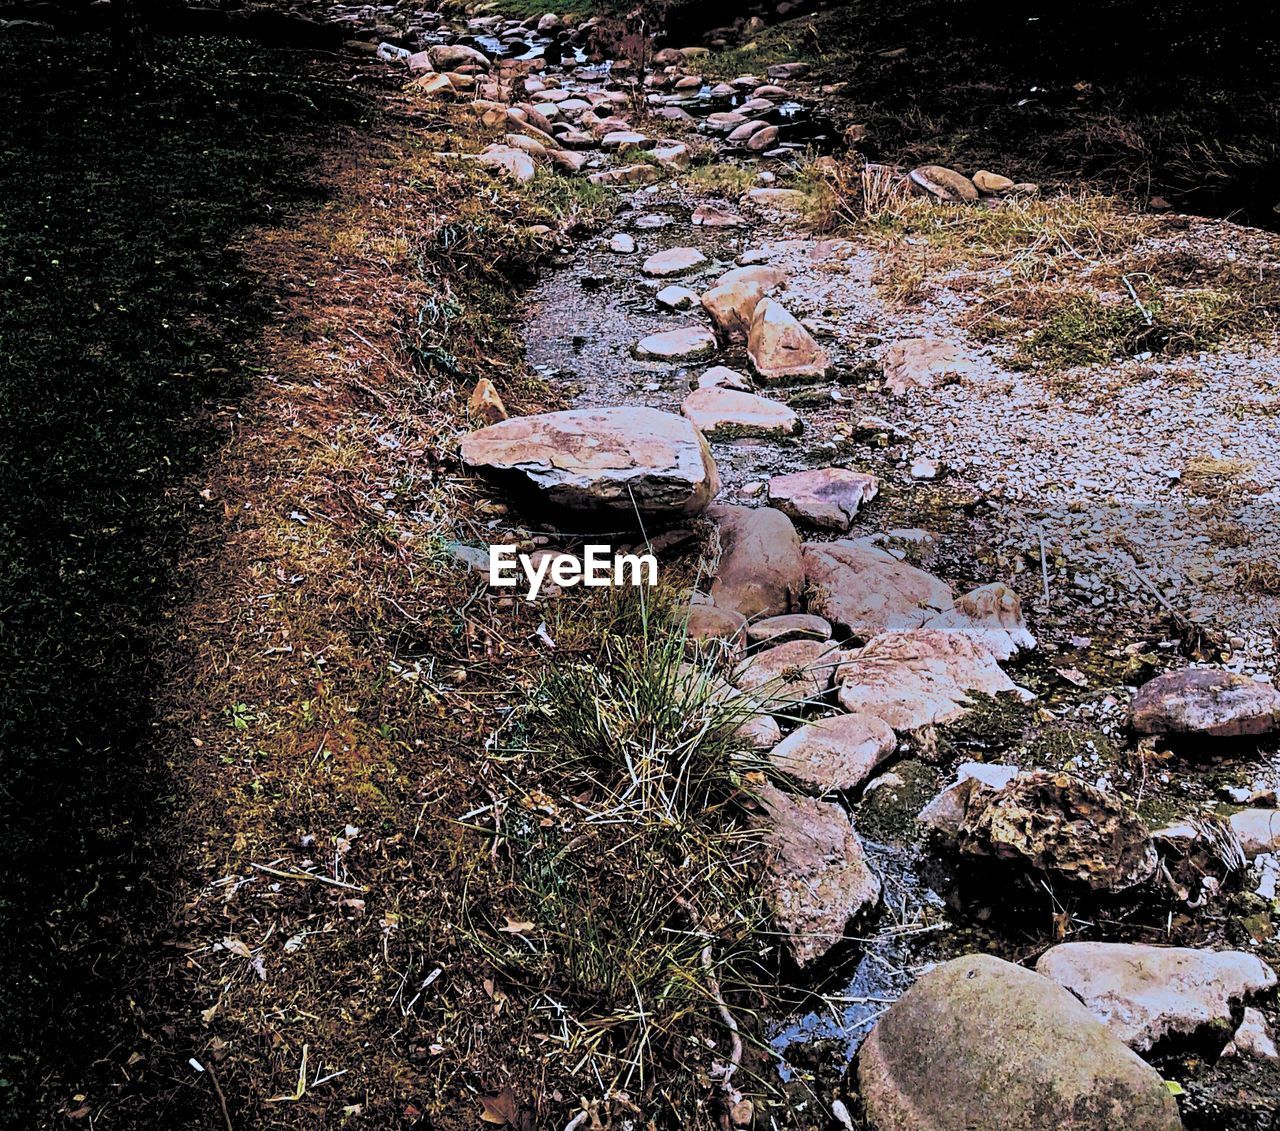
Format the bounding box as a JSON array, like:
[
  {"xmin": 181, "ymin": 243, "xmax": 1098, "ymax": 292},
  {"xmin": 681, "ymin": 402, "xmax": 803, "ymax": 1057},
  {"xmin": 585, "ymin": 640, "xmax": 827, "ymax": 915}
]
[
  {"xmin": 642, "ymin": 246, "xmax": 708, "ymax": 277},
  {"xmin": 701, "ymin": 269, "xmax": 782, "ymax": 341},
  {"xmin": 1228, "ymin": 808, "xmax": 1280, "ymax": 857},
  {"xmin": 706, "ymin": 111, "xmax": 748, "ymax": 133},
  {"xmin": 747, "ymin": 613, "xmax": 832, "ymax": 647},
  {"xmin": 692, "ymin": 203, "xmax": 745, "ymax": 228},
  {"xmin": 908, "ymin": 164, "xmax": 979, "ymax": 202},
  {"xmin": 428, "ymin": 43, "xmax": 491, "ymax": 70},
  {"xmin": 973, "ymin": 169, "xmax": 1015, "ymax": 194},
  {"xmin": 858, "ymin": 955, "xmax": 1183, "ymax": 1131},
  {"xmin": 767, "ymin": 62, "xmax": 810, "ymax": 80},
  {"xmin": 745, "ymin": 125, "xmax": 780, "ymax": 152},
  {"xmin": 1223, "ymin": 1008, "xmax": 1279, "ymax": 1060},
  {"xmin": 632, "ymin": 327, "xmax": 718, "ymax": 362},
  {"xmin": 1036, "ymin": 942, "xmax": 1277, "ymax": 1052},
  {"xmin": 407, "ymin": 50, "xmax": 435, "ymax": 74},
  {"xmin": 834, "ymin": 629, "xmax": 1031, "ymax": 730},
  {"xmin": 708, "ymin": 503, "xmax": 803, "ymax": 619},
  {"xmin": 588, "ymin": 164, "xmax": 661, "ymax": 187},
  {"xmin": 545, "ymin": 149, "xmax": 588, "ymax": 174},
  {"xmin": 656, "ymin": 285, "xmax": 698, "ymax": 311},
  {"xmin": 410, "ymin": 73, "xmax": 456, "ymax": 98},
  {"xmin": 609, "ymin": 232, "xmax": 636, "ymax": 253},
  {"xmin": 881, "ymin": 336, "xmax": 977, "ymax": 396},
  {"xmin": 1130, "ymin": 669, "xmax": 1280, "ymax": 738},
  {"xmin": 727, "ymin": 120, "xmax": 770, "ymax": 144},
  {"xmin": 748, "ymin": 299, "xmax": 831, "ymax": 383},
  {"xmin": 770, "ymin": 712, "xmax": 898, "ymax": 794},
  {"xmin": 745, "ymin": 187, "xmax": 808, "ymax": 212},
  {"xmin": 716, "ymin": 263, "xmax": 787, "ymax": 292},
  {"xmin": 918, "ymin": 761, "xmax": 1020, "ymax": 835},
  {"xmin": 651, "ymin": 142, "xmax": 692, "ymax": 170},
  {"xmin": 476, "ymin": 144, "xmax": 536, "ymax": 181},
  {"xmin": 734, "ymin": 638, "xmax": 837, "ymax": 712},
  {"xmin": 467, "ymin": 378, "xmax": 507, "ymax": 424},
  {"xmin": 740, "ymin": 712, "xmax": 782, "ymax": 751},
  {"xmin": 459, "ymin": 407, "xmax": 718, "ymax": 520},
  {"xmin": 921, "ymin": 582, "xmax": 1035, "ymax": 661},
  {"xmin": 959, "ymin": 770, "xmax": 1158, "ymax": 892},
  {"xmin": 684, "ymin": 604, "xmax": 747, "ymax": 659},
  {"xmin": 758, "ymin": 783, "xmax": 881, "ymax": 967},
  {"xmin": 767, "ymin": 468, "xmax": 879, "ymax": 531},
  {"xmin": 504, "ymin": 133, "xmax": 550, "ymax": 158},
  {"xmin": 681, "ymin": 387, "xmax": 800, "ymax": 439},
  {"xmin": 695, "ymin": 365, "xmax": 752, "ymax": 391},
  {"xmin": 803, "ymin": 541, "xmax": 953, "ymax": 638},
  {"xmin": 601, "ymin": 129, "xmax": 649, "ymax": 152}
]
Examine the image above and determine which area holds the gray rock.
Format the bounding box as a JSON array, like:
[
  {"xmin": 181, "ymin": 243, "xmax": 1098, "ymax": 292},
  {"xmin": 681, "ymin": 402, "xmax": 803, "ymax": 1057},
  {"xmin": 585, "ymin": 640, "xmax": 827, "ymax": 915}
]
[
  {"xmin": 768, "ymin": 468, "xmax": 879, "ymax": 531},
  {"xmin": 1130, "ymin": 669, "xmax": 1280, "ymax": 738}
]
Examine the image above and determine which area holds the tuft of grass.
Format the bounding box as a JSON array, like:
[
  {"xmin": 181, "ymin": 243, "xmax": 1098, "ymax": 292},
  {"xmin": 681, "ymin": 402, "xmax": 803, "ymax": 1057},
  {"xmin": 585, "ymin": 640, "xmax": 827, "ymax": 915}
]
[{"xmin": 685, "ymin": 161, "xmax": 757, "ymax": 197}]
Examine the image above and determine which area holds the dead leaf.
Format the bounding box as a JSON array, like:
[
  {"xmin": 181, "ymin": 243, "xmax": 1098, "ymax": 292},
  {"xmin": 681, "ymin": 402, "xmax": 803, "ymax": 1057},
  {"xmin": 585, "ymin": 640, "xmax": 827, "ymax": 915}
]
[
  {"xmin": 498, "ymin": 916, "xmax": 535, "ymax": 934},
  {"xmin": 221, "ymin": 936, "xmax": 252, "ymax": 959},
  {"xmin": 479, "ymin": 1087, "xmax": 518, "ymax": 1126}
]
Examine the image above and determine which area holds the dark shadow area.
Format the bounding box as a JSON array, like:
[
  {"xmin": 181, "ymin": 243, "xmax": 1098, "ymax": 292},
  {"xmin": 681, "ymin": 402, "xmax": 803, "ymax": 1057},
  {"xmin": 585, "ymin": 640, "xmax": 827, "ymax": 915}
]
[{"xmin": 0, "ymin": 30, "xmax": 365, "ymax": 1125}]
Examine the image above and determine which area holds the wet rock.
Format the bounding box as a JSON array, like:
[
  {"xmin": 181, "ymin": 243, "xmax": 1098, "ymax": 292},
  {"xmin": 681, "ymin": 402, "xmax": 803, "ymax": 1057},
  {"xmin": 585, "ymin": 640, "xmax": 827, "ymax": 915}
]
[
  {"xmin": 959, "ymin": 770, "xmax": 1158, "ymax": 892},
  {"xmin": 428, "ymin": 43, "xmax": 491, "ymax": 70},
  {"xmin": 1130, "ymin": 669, "xmax": 1280, "ymax": 738},
  {"xmin": 973, "ymin": 169, "xmax": 1015, "ymax": 194},
  {"xmin": 459, "ymin": 407, "xmax": 719, "ymax": 520},
  {"xmin": 407, "ymin": 50, "xmax": 435, "ymax": 74},
  {"xmin": 1223, "ymin": 1008, "xmax": 1279, "ymax": 1060},
  {"xmin": 918, "ymin": 761, "xmax": 1020, "ymax": 835},
  {"xmin": 748, "ymin": 298, "xmax": 831, "ymax": 383},
  {"xmin": 706, "ymin": 111, "xmax": 748, "ymax": 133},
  {"xmin": 632, "ymin": 326, "xmax": 718, "ymax": 362},
  {"xmin": 681, "ymin": 387, "xmax": 801, "ymax": 439},
  {"xmin": 833, "ymin": 629, "xmax": 1031, "ymax": 730},
  {"xmin": 857, "ymin": 955, "xmax": 1183, "ymax": 1131},
  {"xmin": 757, "ymin": 783, "xmax": 881, "ymax": 967},
  {"xmin": 656, "ymin": 284, "xmax": 698, "ymax": 311},
  {"xmin": 881, "ymin": 336, "xmax": 976, "ymax": 396},
  {"xmin": 908, "ymin": 164, "xmax": 979, "ymax": 202},
  {"xmin": 770, "ymin": 712, "xmax": 898, "ymax": 794},
  {"xmin": 1036, "ymin": 942, "xmax": 1277, "ymax": 1052},
  {"xmin": 695, "ymin": 365, "xmax": 752, "ymax": 391},
  {"xmin": 692, "ymin": 203, "xmax": 745, "ymax": 228},
  {"xmin": 708, "ymin": 503, "xmax": 803, "ymax": 619},
  {"xmin": 767, "ymin": 468, "xmax": 879, "ymax": 531},
  {"xmin": 641, "ymin": 246, "xmax": 708, "ymax": 277},
  {"xmin": 734, "ymin": 638, "xmax": 838, "ymax": 712},
  {"xmin": 803, "ymin": 541, "xmax": 953, "ymax": 637},
  {"xmin": 1228, "ymin": 808, "xmax": 1280, "ymax": 857},
  {"xmin": 467, "ymin": 378, "xmax": 507, "ymax": 424},
  {"xmin": 921, "ymin": 582, "xmax": 1036, "ymax": 661}
]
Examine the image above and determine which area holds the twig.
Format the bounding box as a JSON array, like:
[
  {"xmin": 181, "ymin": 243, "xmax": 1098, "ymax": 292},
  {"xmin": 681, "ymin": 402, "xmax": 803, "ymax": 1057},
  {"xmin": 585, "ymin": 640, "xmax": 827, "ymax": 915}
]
[
  {"xmin": 249, "ymin": 862, "xmax": 365, "ymax": 892},
  {"xmin": 700, "ymin": 945, "xmax": 744, "ymax": 1109},
  {"xmin": 206, "ymin": 1060, "xmax": 235, "ymax": 1131},
  {"xmin": 1038, "ymin": 531, "xmax": 1051, "ymax": 606},
  {"xmin": 1121, "ymin": 274, "xmax": 1154, "ymax": 325}
]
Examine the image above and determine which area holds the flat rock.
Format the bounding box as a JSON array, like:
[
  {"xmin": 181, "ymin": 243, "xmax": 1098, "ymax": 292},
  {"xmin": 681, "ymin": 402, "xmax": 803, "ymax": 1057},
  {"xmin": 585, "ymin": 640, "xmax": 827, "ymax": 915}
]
[
  {"xmin": 758, "ymin": 783, "xmax": 881, "ymax": 967},
  {"xmin": 1130, "ymin": 669, "xmax": 1280, "ymax": 738},
  {"xmin": 459, "ymin": 407, "xmax": 719, "ymax": 520},
  {"xmin": 684, "ymin": 604, "xmax": 747, "ymax": 660},
  {"xmin": 632, "ymin": 326, "xmax": 718, "ymax": 362},
  {"xmin": 702, "ymin": 277, "xmax": 769, "ymax": 340},
  {"xmin": 695, "ymin": 365, "xmax": 752, "ymax": 391},
  {"xmin": 734, "ymin": 638, "xmax": 838, "ymax": 712},
  {"xmin": 803, "ymin": 540, "xmax": 953, "ymax": 638},
  {"xmin": 921, "ymin": 582, "xmax": 1035, "ymax": 661},
  {"xmin": 692, "ymin": 203, "xmax": 745, "ymax": 228},
  {"xmin": 745, "ymin": 187, "xmax": 808, "ymax": 212},
  {"xmin": 748, "ymin": 298, "xmax": 831, "ymax": 383},
  {"xmin": 609, "ymin": 232, "xmax": 636, "ymax": 253},
  {"xmin": 858, "ymin": 954, "xmax": 1183, "ymax": 1131},
  {"xmin": 908, "ymin": 164, "xmax": 979, "ymax": 202},
  {"xmin": 745, "ymin": 124, "xmax": 780, "ymax": 151},
  {"xmin": 747, "ymin": 613, "xmax": 831, "ymax": 647},
  {"xmin": 769, "ymin": 712, "xmax": 897, "ymax": 794},
  {"xmin": 681, "ymin": 387, "xmax": 800, "ymax": 438},
  {"xmin": 1228, "ymin": 808, "xmax": 1280, "ymax": 857},
  {"xmin": 768, "ymin": 468, "xmax": 879, "ymax": 531},
  {"xmin": 882, "ymin": 336, "xmax": 977, "ymax": 396},
  {"xmin": 656, "ymin": 284, "xmax": 699, "ymax": 311},
  {"xmin": 708, "ymin": 503, "xmax": 803, "ymax": 619},
  {"xmin": 641, "ymin": 246, "xmax": 707, "ymax": 277},
  {"xmin": 834, "ymin": 629, "xmax": 1031, "ymax": 730}
]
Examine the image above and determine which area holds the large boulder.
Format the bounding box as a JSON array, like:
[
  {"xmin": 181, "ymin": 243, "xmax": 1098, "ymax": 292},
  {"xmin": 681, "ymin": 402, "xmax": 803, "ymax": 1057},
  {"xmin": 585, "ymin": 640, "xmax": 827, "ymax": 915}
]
[
  {"xmin": 1036, "ymin": 942, "xmax": 1277, "ymax": 1052},
  {"xmin": 921, "ymin": 582, "xmax": 1036, "ymax": 661},
  {"xmin": 428, "ymin": 43, "xmax": 491, "ymax": 70},
  {"xmin": 803, "ymin": 541, "xmax": 953, "ymax": 638},
  {"xmin": 681, "ymin": 387, "xmax": 800, "ymax": 438},
  {"xmin": 758, "ymin": 783, "xmax": 881, "ymax": 968},
  {"xmin": 459, "ymin": 407, "xmax": 719, "ymax": 520},
  {"xmin": 1130, "ymin": 669, "xmax": 1280, "ymax": 738},
  {"xmin": 769, "ymin": 712, "xmax": 897, "ymax": 794},
  {"xmin": 857, "ymin": 954, "xmax": 1183, "ymax": 1131},
  {"xmin": 833, "ymin": 629, "xmax": 1031, "ymax": 730},
  {"xmin": 708, "ymin": 504, "xmax": 803, "ymax": 619},
  {"xmin": 768, "ymin": 468, "xmax": 879, "ymax": 531},
  {"xmin": 747, "ymin": 298, "xmax": 830, "ymax": 383}
]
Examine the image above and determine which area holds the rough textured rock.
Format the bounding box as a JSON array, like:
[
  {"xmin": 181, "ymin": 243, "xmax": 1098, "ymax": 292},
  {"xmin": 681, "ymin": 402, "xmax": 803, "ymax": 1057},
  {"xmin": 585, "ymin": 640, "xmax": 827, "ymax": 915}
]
[
  {"xmin": 684, "ymin": 604, "xmax": 747, "ymax": 660},
  {"xmin": 833, "ymin": 629, "xmax": 1031, "ymax": 730},
  {"xmin": 1223, "ymin": 1008, "xmax": 1280, "ymax": 1060},
  {"xmin": 709, "ymin": 504, "xmax": 803, "ymax": 619},
  {"xmin": 428, "ymin": 43, "xmax": 491, "ymax": 70},
  {"xmin": 769, "ymin": 712, "xmax": 898, "ymax": 794},
  {"xmin": 1228, "ymin": 808, "xmax": 1280, "ymax": 857},
  {"xmin": 907, "ymin": 164, "xmax": 979, "ymax": 202},
  {"xmin": 1130, "ymin": 669, "xmax": 1280, "ymax": 738},
  {"xmin": 921, "ymin": 582, "xmax": 1036, "ymax": 661},
  {"xmin": 959, "ymin": 770, "xmax": 1158, "ymax": 892},
  {"xmin": 747, "ymin": 613, "xmax": 832, "ymax": 647},
  {"xmin": 918, "ymin": 761, "xmax": 1020, "ymax": 835},
  {"xmin": 768, "ymin": 468, "xmax": 880, "ymax": 531},
  {"xmin": 701, "ymin": 277, "xmax": 769, "ymax": 340},
  {"xmin": 1036, "ymin": 942, "xmax": 1277, "ymax": 1052},
  {"xmin": 747, "ymin": 298, "xmax": 830, "ymax": 383},
  {"xmin": 632, "ymin": 326, "xmax": 718, "ymax": 362},
  {"xmin": 857, "ymin": 955, "xmax": 1184, "ymax": 1131},
  {"xmin": 803, "ymin": 541, "xmax": 953, "ymax": 638},
  {"xmin": 641, "ymin": 246, "xmax": 707, "ymax": 277},
  {"xmin": 681, "ymin": 387, "xmax": 800, "ymax": 438},
  {"xmin": 695, "ymin": 365, "xmax": 752, "ymax": 391},
  {"xmin": 758, "ymin": 783, "xmax": 881, "ymax": 967},
  {"xmin": 733, "ymin": 638, "xmax": 837, "ymax": 712},
  {"xmin": 460, "ymin": 407, "xmax": 719, "ymax": 520},
  {"xmin": 881, "ymin": 336, "xmax": 977, "ymax": 396},
  {"xmin": 467, "ymin": 377, "xmax": 507, "ymax": 424}
]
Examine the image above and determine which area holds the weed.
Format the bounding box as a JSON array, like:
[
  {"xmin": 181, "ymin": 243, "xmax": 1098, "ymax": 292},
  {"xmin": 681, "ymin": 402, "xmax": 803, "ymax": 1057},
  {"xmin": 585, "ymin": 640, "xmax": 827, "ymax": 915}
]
[{"xmin": 685, "ymin": 161, "xmax": 757, "ymax": 197}]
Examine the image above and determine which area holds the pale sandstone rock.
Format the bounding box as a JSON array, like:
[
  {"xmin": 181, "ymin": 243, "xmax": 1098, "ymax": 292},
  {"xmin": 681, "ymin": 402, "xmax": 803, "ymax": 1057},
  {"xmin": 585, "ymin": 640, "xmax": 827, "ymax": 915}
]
[
  {"xmin": 734, "ymin": 638, "xmax": 839, "ymax": 712},
  {"xmin": 881, "ymin": 336, "xmax": 977, "ymax": 396},
  {"xmin": 748, "ymin": 298, "xmax": 831, "ymax": 383},
  {"xmin": 1131, "ymin": 669, "xmax": 1280, "ymax": 738},
  {"xmin": 747, "ymin": 613, "xmax": 832, "ymax": 647},
  {"xmin": 769, "ymin": 712, "xmax": 898, "ymax": 794},
  {"xmin": 709, "ymin": 503, "xmax": 803, "ymax": 619},
  {"xmin": 632, "ymin": 326, "xmax": 718, "ymax": 362},
  {"xmin": 767, "ymin": 468, "xmax": 879, "ymax": 531},
  {"xmin": 681, "ymin": 387, "xmax": 800, "ymax": 438},
  {"xmin": 695, "ymin": 365, "xmax": 752, "ymax": 391},
  {"xmin": 908, "ymin": 164, "xmax": 979, "ymax": 202},
  {"xmin": 921, "ymin": 582, "xmax": 1036, "ymax": 661},
  {"xmin": 642, "ymin": 246, "xmax": 708, "ymax": 277},
  {"xmin": 803, "ymin": 540, "xmax": 953, "ymax": 638},
  {"xmin": 467, "ymin": 378, "xmax": 507, "ymax": 424}
]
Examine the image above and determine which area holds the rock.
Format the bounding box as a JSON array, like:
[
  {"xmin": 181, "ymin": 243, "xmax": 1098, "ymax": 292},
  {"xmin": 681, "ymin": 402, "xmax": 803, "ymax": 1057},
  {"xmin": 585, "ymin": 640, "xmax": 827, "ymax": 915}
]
[
  {"xmin": 459, "ymin": 407, "xmax": 719, "ymax": 520},
  {"xmin": 745, "ymin": 125, "xmax": 780, "ymax": 152},
  {"xmin": 728, "ymin": 120, "xmax": 770, "ymax": 144},
  {"xmin": 695, "ymin": 365, "xmax": 752, "ymax": 391},
  {"xmin": 684, "ymin": 604, "xmax": 747, "ymax": 659},
  {"xmin": 770, "ymin": 712, "xmax": 898, "ymax": 794},
  {"xmin": 588, "ymin": 164, "xmax": 662, "ymax": 187},
  {"xmin": 959, "ymin": 770, "xmax": 1158, "ymax": 892},
  {"xmin": 656, "ymin": 284, "xmax": 698, "ymax": 311},
  {"xmin": 748, "ymin": 299, "xmax": 831, "ymax": 383},
  {"xmin": 701, "ymin": 267, "xmax": 784, "ymax": 340},
  {"xmin": 881, "ymin": 336, "xmax": 977, "ymax": 396},
  {"xmin": 504, "ymin": 133, "xmax": 550, "ymax": 158},
  {"xmin": 632, "ymin": 326, "xmax": 718, "ymax": 362},
  {"xmin": 908, "ymin": 164, "xmax": 978, "ymax": 202},
  {"xmin": 921, "ymin": 582, "xmax": 1035, "ymax": 661},
  {"xmin": 708, "ymin": 504, "xmax": 803, "ymax": 620},
  {"xmin": 767, "ymin": 62, "xmax": 810, "ymax": 80},
  {"xmin": 973, "ymin": 169, "xmax": 1015, "ymax": 194},
  {"xmin": 428, "ymin": 43, "xmax": 491, "ymax": 70},
  {"xmin": 918, "ymin": 761, "xmax": 1020, "ymax": 835},
  {"xmin": 410, "ymin": 73, "xmax": 456, "ymax": 98},
  {"xmin": 1228, "ymin": 808, "xmax": 1280, "ymax": 857},
  {"xmin": 601, "ymin": 129, "xmax": 649, "ymax": 152},
  {"xmin": 803, "ymin": 541, "xmax": 953, "ymax": 638},
  {"xmin": 651, "ymin": 142, "xmax": 692, "ymax": 169},
  {"xmin": 757, "ymin": 783, "xmax": 881, "ymax": 967},
  {"xmin": 535, "ymin": 11, "xmax": 562, "ymax": 33},
  {"xmin": 467, "ymin": 378, "xmax": 507, "ymax": 424},
  {"xmin": 641, "ymin": 246, "xmax": 708, "ymax": 278},
  {"xmin": 407, "ymin": 50, "xmax": 435, "ymax": 74},
  {"xmin": 833, "ymin": 629, "xmax": 1031, "ymax": 730},
  {"xmin": 476, "ymin": 144, "xmax": 536, "ymax": 181},
  {"xmin": 545, "ymin": 149, "xmax": 589, "ymax": 174},
  {"xmin": 747, "ymin": 613, "xmax": 831, "ymax": 647},
  {"xmin": 1223, "ymin": 1008, "xmax": 1279, "ymax": 1061},
  {"xmin": 706, "ymin": 111, "xmax": 748, "ymax": 133},
  {"xmin": 740, "ymin": 712, "xmax": 782, "ymax": 751},
  {"xmin": 734, "ymin": 638, "xmax": 837, "ymax": 712},
  {"xmin": 716, "ymin": 263, "xmax": 787, "ymax": 292},
  {"xmin": 692, "ymin": 203, "xmax": 745, "ymax": 228},
  {"xmin": 609, "ymin": 232, "xmax": 636, "ymax": 253},
  {"xmin": 745, "ymin": 187, "xmax": 808, "ymax": 212},
  {"xmin": 1036, "ymin": 942, "xmax": 1277, "ymax": 1052},
  {"xmin": 767, "ymin": 468, "xmax": 879, "ymax": 531},
  {"xmin": 1130, "ymin": 669, "xmax": 1280, "ymax": 738},
  {"xmin": 681, "ymin": 387, "xmax": 800, "ymax": 439},
  {"xmin": 909, "ymin": 455, "xmax": 939, "ymax": 479},
  {"xmin": 858, "ymin": 954, "xmax": 1183, "ymax": 1131}
]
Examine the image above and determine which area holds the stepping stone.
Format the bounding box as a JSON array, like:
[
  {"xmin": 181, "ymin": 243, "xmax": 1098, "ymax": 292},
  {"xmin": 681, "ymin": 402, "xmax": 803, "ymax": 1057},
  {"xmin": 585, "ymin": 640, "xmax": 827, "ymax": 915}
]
[
  {"xmin": 609, "ymin": 233, "xmax": 636, "ymax": 253},
  {"xmin": 881, "ymin": 336, "xmax": 977, "ymax": 396},
  {"xmin": 748, "ymin": 298, "xmax": 830, "ymax": 383},
  {"xmin": 655, "ymin": 285, "xmax": 698, "ymax": 311},
  {"xmin": 727, "ymin": 119, "xmax": 770, "ymax": 144},
  {"xmin": 632, "ymin": 326, "xmax": 718, "ymax": 362},
  {"xmin": 769, "ymin": 712, "xmax": 897, "ymax": 794},
  {"xmin": 920, "ymin": 582, "xmax": 1035, "ymax": 661},
  {"xmin": 681, "ymin": 387, "xmax": 800, "ymax": 438},
  {"xmin": 803, "ymin": 540, "xmax": 952, "ymax": 637},
  {"xmin": 908, "ymin": 164, "xmax": 978, "ymax": 202},
  {"xmin": 692, "ymin": 203, "xmax": 745, "ymax": 228},
  {"xmin": 601, "ymin": 129, "xmax": 650, "ymax": 151},
  {"xmin": 735, "ymin": 638, "xmax": 839, "ymax": 712},
  {"xmin": 694, "ymin": 365, "xmax": 752, "ymax": 391},
  {"xmin": 1130, "ymin": 669, "xmax": 1280, "ymax": 738},
  {"xmin": 641, "ymin": 246, "xmax": 708, "ymax": 277},
  {"xmin": 767, "ymin": 467, "xmax": 879, "ymax": 531},
  {"xmin": 705, "ymin": 111, "xmax": 748, "ymax": 132},
  {"xmin": 708, "ymin": 503, "xmax": 803, "ymax": 619},
  {"xmin": 459, "ymin": 407, "xmax": 719, "ymax": 520},
  {"xmin": 747, "ymin": 613, "xmax": 831, "ymax": 647},
  {"xmin": 745, "ymin": 125, "xmax": 780, "ymax": 152},
  {"xmin": 1036, "ymin": 942, "xmax": 1277, "ymax": 1052}
]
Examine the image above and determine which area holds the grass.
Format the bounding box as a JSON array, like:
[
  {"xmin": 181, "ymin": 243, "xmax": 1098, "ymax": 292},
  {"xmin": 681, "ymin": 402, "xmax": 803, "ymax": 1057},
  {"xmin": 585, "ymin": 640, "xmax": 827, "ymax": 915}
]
[{"xmin": 685, "ymin": 161, "xmax": 758, "ymax": 197}]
